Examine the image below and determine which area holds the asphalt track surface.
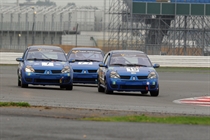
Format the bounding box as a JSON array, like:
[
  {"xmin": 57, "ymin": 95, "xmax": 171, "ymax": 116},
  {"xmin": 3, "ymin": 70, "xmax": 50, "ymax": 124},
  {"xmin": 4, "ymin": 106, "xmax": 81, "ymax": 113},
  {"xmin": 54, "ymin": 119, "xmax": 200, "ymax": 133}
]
[
  {"xmin": 0, "ymin": 66, "xmax": 210, "ymax": 140},
  {"xmin": 0, "ymin": 66, "xmax": 209, "ymax": 115}
]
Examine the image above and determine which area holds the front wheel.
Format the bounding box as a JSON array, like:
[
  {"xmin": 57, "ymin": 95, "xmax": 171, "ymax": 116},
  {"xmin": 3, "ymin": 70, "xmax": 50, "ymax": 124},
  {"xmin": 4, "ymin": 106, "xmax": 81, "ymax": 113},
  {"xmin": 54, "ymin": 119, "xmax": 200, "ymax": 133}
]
[
  {"xmin": 104, "ymin": 80, "xmax": 113, "ymax": 94},
  {"xmin": 66, "ymin": 84, "xmax": 73, "ymax": 90},
  {"xmin": 18, "ymin": 76, "xmax": 21, "ymax": 87},
  {"xmin": 98, "ymin": 79, "xmax": 105, "ymax": 92},
  {"xmin": 21, "ymin": 81, "xmax": 28, "ymax": 88},
  {"xmin": 150, "ymin": 90, "xmax": 159, "ymax": 97}
]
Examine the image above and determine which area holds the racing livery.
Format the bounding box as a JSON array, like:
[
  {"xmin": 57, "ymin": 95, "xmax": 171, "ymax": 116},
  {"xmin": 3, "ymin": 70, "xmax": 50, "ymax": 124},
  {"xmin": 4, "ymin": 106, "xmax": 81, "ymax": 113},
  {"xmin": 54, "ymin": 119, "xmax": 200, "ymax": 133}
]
[
  {"xmin": 67, "ymin": 47, "xmax": 104, "ymax": 84},
  {"xmin": 97, "ymin": 50, "xmax": 160, "ymax": 96},
  {"xmin": 16, "ymin": 45, "xmax": 73, "ymax": 90}
]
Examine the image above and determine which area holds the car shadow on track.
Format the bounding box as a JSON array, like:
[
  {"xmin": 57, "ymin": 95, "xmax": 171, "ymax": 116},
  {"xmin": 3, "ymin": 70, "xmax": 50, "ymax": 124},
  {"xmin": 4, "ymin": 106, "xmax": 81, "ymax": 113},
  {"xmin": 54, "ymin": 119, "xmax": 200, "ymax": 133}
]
[{"xmin": 103, "ymin": 92, "xmax": 151, "ymax": 97}]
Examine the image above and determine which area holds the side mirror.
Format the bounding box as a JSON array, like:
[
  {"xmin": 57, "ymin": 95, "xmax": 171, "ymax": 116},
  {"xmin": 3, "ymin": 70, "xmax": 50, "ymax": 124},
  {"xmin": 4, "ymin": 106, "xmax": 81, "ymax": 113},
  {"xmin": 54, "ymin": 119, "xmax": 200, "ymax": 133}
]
[
  {"xmin": 69, "ymin": 59, "xmax": 75, "ymax": 63},
  {"xmin": 153, "ymin": 64, "xmax": 160, "ymax": 68},
  {"xmin": 99, "ymin": 63, "xmax": 107, "ymax": 68},
  {"xmin": 16, "ymin": 58, "xmax": 24, "ymax": 62}
]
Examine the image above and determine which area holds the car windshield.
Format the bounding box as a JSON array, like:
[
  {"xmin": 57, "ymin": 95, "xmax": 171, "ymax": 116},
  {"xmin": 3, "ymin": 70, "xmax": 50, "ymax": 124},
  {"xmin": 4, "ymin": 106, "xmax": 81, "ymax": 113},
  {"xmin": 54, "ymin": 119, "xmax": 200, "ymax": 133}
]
[
  {"xmin": 110, "ymin": 52, "xmax": 152, "ymax": 67},
  {"xmin": 69, "ymin": 50, "xmax": 103, "ymax": 62},
  {"xmin": 26, "ymin": 48, "xmax": 67, "ymax": 61}
]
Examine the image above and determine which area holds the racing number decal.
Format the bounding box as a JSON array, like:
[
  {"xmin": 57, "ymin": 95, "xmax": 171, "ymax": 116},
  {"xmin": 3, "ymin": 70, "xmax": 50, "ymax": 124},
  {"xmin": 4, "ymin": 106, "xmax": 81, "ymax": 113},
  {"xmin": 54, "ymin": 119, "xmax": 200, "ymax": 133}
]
[
  {"xmin": 126, "ymin": 67, "xmax": 139, "ymax": 72},
  {"xmin": 78, "ymin": 62, "xmax": 93, "ymax": 65}
]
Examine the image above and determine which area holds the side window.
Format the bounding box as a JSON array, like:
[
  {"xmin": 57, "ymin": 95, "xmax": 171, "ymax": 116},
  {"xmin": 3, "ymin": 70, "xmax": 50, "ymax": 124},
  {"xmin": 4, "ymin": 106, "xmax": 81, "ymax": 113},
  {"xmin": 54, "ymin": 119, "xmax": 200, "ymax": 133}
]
[
  {"xmin": 103, "ymin": 53, "xmax": 109, "ymax": 63},
  {"xmin": 104, "ymin": 54, "xmax": 110, "ymax": 65},
  {"xmin": 22, "ymin": 48, "xmax": 29, "ymax": 59}
]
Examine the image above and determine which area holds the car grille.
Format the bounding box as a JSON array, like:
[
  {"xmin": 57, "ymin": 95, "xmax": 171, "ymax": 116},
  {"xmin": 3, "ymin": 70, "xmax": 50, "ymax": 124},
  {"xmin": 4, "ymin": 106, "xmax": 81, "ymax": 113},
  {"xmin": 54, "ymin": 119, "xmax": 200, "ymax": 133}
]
[
  {"xmin": 25, "ymin": 78, "xmax": 32, "ymax": 82},
  {"xmin": 51, "ymin": 70, "xmax": 61, "ymax": 74},
  {"xmin": 137, "ymin": 76, "xmax": 148, "ymax": 79},
  {"xmin": 120, "ymin": 76, "xmax": 131, "ymax": 79},
  {"xmin": 34, "ymin": 70, "xmax": 45, "ymax": 73},
  {"xmin": 120, "ymin": 85, "xmax": 147, "ymax": 90},
  {"xmin": 73, "ymin": 69, "xmax": 82, "ymax": 73},
  {"xmin": 34, "ymin": 79, "xmax": 60, "ymax": 84},
  {"xmin": 88, "ymin": 70, "xmax": 97, "ymax": 73}
]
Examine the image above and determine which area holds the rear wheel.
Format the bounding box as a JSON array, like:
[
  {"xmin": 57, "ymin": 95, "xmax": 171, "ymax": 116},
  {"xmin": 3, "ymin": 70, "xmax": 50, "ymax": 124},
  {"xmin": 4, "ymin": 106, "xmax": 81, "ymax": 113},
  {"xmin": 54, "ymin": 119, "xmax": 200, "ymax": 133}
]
[{"xmin": 104, "ymin": 80, "xmax": 113, "ymax": 94}]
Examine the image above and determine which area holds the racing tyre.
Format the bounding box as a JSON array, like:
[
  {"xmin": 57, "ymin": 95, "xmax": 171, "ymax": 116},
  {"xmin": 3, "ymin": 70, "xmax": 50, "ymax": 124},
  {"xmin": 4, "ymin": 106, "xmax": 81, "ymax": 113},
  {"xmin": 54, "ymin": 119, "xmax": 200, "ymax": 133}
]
[
  {"xmin": 150, "ymin": 90, "xmax": 159, "ymax": 97},
  {"xmin": 104, "ymin": 80, "xmax": 113, "ymax": 94},
  {"xmin": 21, "ymin": 82, "xmax": 28, "ymax": 88},
  {"xmin": 98, "ymin": 79, "xmax": 105, "ymax": 92},
  {"xmin": 66, "ymin": 84, "xmax": 73, "ymax": 90},
  {"xmin": 18, "ymin": 77, "xmax": 21, "ymax": 87}
]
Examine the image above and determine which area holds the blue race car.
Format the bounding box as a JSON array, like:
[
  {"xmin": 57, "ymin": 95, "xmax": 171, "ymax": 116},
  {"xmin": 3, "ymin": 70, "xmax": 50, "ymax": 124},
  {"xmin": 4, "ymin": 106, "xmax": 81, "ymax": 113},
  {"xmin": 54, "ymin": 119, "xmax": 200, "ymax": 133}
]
[
  {"xmin": 16, "ymin": 45, "xmax": 73, "ymax": 90},
  {"xmin": 67, "ymin": 47, "xmax": 104, "ymax": 84},
  {"xmin": 97, "ymin": 50, "xmax": 160, "ymax": 96}
]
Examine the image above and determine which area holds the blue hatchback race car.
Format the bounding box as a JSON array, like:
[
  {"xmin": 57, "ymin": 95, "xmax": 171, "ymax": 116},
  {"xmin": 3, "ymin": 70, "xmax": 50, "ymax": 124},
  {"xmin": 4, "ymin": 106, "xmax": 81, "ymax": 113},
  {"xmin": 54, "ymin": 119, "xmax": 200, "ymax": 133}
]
[
  {"xmin": 16, "ymin": 45, "xmax": 73, "ymax": 90},
  {"xmin": 67, "ymin": 47, "xmax": 104, "ymax": 84},
  {"xmin": 97, "ymin": 50, "xmax": 160, "ymax": 96}
]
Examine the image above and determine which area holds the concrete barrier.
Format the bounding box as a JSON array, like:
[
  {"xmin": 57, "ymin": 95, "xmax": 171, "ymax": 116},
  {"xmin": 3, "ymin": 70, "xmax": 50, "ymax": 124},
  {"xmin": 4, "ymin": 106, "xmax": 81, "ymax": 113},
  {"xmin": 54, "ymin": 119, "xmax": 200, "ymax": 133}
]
[{"xmin": 0, "ymin": 52, "xmax": 209, "ymax": 67}]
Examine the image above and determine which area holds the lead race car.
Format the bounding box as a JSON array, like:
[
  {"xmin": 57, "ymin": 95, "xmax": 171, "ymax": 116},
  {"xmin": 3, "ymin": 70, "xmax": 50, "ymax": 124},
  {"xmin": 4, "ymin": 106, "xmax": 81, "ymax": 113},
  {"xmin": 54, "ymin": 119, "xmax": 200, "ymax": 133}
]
[
  {"xmin": 16, "ymin": 45, "xmax": 73, "ymax": 90},
  {"xmin": 97, "ymin": 50, "xmax": 160, "ymax": 96},
  {"xmin": 67, "ymin": 47, "xmax": 104, "ymax": 84}
]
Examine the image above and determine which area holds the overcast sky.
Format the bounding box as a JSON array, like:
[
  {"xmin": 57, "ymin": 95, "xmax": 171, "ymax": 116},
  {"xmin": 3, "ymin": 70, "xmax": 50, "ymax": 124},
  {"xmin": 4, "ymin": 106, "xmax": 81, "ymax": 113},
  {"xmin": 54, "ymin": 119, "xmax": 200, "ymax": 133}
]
[{"xmin": 2, "ymin": 0, "xmax": 105, "ymax": 8}]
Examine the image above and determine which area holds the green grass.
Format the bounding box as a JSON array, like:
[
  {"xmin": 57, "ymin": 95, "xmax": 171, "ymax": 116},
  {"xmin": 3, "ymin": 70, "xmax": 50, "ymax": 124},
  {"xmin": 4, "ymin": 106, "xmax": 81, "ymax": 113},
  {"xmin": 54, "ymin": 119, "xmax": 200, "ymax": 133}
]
[
  {"xmin": 0, "ymin": 102, "xmax": 30, "ymax": 107},
  {"xmin": 82, "ymin": 115, "xmax": 210, "ymax": 125}
]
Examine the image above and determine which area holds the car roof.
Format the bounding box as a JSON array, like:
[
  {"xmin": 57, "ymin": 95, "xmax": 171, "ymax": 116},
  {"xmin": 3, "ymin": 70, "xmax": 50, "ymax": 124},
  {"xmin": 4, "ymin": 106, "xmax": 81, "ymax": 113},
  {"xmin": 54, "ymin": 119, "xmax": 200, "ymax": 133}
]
[
  {"xmin": 108, "ymin": 50, "xmax": 145, "ymax": 54},
  {"xmin": 70, "ymin": 47, "xmax": 102, "ymax": 51},
  {"xmin": 28, "ymin": 45, "xmax": 63, "ymax": 51}
]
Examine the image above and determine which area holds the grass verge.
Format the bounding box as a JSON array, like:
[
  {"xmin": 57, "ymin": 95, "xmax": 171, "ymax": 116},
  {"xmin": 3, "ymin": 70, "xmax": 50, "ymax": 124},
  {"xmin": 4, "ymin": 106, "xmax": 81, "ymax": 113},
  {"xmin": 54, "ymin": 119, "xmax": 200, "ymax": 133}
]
[
  {"xmin": 82, "ymin": 115, "xmax": 210, "ymax": 125},
  {"xmin": 0, "ymin": 102, "xmax": 30, "ymax": 107}
]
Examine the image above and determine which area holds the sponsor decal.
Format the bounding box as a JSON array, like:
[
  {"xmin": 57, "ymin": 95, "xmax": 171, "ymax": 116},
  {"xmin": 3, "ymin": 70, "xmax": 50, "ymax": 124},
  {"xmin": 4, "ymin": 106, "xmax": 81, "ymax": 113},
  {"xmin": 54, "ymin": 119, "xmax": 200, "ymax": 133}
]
[
  {"xmin": 78, "ymin": 62, "xmax": 93, "ymax": 65},
  {"xmin": 42, "ymin": 62, "xmax": 54, "ymax": 66},
  {"xmin": 173, "ymin": 96, "xmax": 210, "ymax": 107},
  {"xmin": 126, "ymin": 67, "xmax": 139, "ymax": 72}
]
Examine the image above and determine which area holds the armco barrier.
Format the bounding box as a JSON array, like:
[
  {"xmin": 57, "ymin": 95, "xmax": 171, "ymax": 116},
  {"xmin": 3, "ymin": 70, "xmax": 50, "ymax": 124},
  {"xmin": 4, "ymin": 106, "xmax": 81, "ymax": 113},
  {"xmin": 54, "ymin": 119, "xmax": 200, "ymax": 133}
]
[{"xmin": 0, "ymin": 52, "xmax": 209, "ymax": 67}]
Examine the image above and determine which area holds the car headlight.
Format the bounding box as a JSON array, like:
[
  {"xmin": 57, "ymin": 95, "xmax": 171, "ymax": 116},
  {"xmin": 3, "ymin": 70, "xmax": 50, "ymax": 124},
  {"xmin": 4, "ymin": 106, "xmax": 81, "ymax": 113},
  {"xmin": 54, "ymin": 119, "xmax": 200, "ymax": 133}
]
[
  {"xmin": 148, "ymin": 71, "xmax": 157, "ymax": 79},
  {"xmin": 61, "ymin": 66, "xmax": 70, "ymax": 73},
  {"xmin": 25, "ymin": 66, "xmax": 34, "ymax": 73},
  {"xmin": 110, "ymin": 71, "xmax": 120, "ymax": 78}
]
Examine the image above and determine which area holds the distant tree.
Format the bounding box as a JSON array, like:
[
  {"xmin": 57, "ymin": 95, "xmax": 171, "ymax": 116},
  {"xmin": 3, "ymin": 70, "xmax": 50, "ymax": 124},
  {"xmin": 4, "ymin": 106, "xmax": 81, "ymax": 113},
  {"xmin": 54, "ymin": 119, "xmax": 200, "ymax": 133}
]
[
  {"xmin": 66, "ymin": 2, "xmax": 76, "ymax": 7},
  {"xmin": 36, "ymin": 0, "xmax": 56, "ymax": 6},
  {"xmin": 80, "ymin": 6, "xmax": 99, "ymax": 10},
  {"xmin": 25, "ymin": 0, "xmax": 34, "ymax": 2}
]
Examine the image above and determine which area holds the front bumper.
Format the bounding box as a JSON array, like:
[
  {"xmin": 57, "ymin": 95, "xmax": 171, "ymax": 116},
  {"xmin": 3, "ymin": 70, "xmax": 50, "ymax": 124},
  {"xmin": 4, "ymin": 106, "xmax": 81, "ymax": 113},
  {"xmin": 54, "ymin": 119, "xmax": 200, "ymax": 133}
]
[
  {"xmin": 73, "ymin": 73, "xmax": 97, "ymax": 84},
  {"xmin": 107, "ymin": 78, "xmax": 159, "ymax": 92},
  {"xmin": 22, "ymin": 72, "xmax": 73, "ymax": 85}
]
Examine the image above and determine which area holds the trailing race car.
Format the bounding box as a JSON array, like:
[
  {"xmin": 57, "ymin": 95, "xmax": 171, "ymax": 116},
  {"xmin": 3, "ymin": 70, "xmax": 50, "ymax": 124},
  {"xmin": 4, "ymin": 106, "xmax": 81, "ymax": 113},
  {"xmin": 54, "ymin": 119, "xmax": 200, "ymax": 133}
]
[
  {"xmin": 16, "ymin": 45, "xmax": 73, "ymax": 90},
  {"xmin": 67, "ymin": 47, "xmax": 104, "ymax": 84},
  {"xmin": 97, "ymin": 50, "xmax": 160, "ymax": 96}
]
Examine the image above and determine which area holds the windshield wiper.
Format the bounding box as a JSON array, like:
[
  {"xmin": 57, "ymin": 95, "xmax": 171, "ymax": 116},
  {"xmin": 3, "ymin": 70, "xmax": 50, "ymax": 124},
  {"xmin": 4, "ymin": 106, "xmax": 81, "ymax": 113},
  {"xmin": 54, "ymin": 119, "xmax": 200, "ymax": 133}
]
[
  {"xmin": 110, "ymin": 63, "xmax": 127, "ymax": 66},
  {"xmin": 27, "ymin": 58, "xmax": 64, "ymax": 62},
  {"xmin": 75, "ymin": 59, "xmax": 100, "ymax": 62},
  {"xmin": 27, "ymin": 58, "xmax": 44, "ymax": 61},
  {"xmin": 125, "ymin": 64, "xmax": 148, "ymax": 67},
  {"xmin": 46, "ymin": 58, "xmax": 64, "ymax": 62}
]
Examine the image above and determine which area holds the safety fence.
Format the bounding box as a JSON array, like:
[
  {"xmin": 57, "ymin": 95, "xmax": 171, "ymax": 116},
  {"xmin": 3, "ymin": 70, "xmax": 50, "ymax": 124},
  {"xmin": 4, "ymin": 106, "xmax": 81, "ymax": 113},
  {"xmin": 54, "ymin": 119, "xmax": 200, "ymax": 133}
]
[{"xmin": 0, "ymin": 52, "xmax": 209, "ymax": 67}]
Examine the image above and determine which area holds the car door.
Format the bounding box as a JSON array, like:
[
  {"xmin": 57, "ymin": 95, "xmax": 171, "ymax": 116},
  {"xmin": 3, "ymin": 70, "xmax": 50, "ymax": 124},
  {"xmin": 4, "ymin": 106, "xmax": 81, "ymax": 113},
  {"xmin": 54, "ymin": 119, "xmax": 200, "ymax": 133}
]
[{"xmin": 100, "ymin": 53, "xmax": 111, "ymax": 85}]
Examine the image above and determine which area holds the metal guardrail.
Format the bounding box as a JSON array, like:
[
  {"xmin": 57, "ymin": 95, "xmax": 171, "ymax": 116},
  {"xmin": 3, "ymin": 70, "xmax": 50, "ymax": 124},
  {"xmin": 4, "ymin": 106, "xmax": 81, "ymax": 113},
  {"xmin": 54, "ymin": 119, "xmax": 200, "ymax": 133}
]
[{"xmin": 0, "ymin": 52, "xmax": 209, "ymax": 67}]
